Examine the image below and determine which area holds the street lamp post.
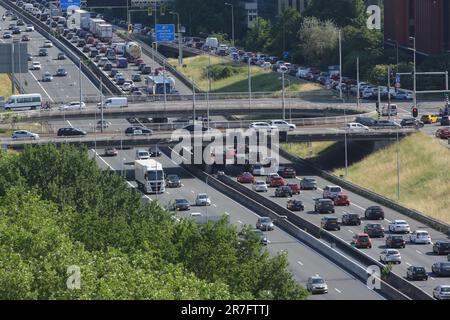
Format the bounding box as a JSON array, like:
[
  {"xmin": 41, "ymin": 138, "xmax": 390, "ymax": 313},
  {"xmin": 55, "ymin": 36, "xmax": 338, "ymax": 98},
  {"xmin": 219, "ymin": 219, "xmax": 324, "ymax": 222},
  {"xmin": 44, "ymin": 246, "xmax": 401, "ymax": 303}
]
[
  {"xmin": 396, "ymin": 126, "xmax": 400, "ymax": 200},
  {"xmin": 224, "ymin": 2, "xmax": 235, "ymax": 47},
  {"xmin": 339, "ymin": 29, "xmax": 343, "ymax": 100},
  {"xmin": 387, "ymin": 38, "xmax": 399, "ymax": 73},
  {"xmin": 409, "ymin": 36, "xmax": 416, "ymax": 107},
  {"xmin": 281, "ymin": 70, "xmax": 286, "ymax": 120},
  {"xmin": 170, "ymin": 11, "xmax": 183, "ymax": 66}
]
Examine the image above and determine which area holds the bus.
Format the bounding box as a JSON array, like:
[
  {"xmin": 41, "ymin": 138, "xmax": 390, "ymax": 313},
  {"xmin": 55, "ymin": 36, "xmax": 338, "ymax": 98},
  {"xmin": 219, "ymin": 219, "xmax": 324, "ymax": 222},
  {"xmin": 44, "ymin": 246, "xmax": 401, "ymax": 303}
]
[{"xmin": 4, "ymin": 94, "xmax": 43, "ymax": 111}]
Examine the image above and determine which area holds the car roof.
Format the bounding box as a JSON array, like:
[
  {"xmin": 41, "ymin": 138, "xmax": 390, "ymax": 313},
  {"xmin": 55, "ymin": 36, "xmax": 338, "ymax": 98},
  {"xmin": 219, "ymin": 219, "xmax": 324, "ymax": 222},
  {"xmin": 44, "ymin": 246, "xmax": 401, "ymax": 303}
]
[{"xmin": 394, "ymin": 220, "xmax": 407, "ymax": 223}]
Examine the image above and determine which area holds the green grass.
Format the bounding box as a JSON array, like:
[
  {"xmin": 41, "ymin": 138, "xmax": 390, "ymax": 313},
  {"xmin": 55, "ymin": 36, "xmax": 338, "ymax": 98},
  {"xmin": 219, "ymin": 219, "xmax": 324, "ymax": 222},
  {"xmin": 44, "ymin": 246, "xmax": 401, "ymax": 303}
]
[
  {"xmin": 281, "ymin": 141, "xmax": 337, "ymax": 159},
  {"xmin": 331, "ymin": 132, "xmax": 450, "ymax": 223},
  {"xmin": 168, "ymin": 55, "xmax": 332, "ymax": 96},
  {"xmin": 0, "ymin": 74, "xmax": 12, "ymax": 99}
]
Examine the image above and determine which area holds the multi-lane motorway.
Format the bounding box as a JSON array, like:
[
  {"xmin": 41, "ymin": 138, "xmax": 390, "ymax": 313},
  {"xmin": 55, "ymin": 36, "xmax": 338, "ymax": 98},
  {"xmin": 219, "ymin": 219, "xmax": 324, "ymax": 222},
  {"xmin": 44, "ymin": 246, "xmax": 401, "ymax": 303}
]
[
  {"xmin": 89, "ymin": 147, "xmax": 384, "ymax": 300},
  {"xmin": 0, "ymin": 6, "xmax": 99, "ymax": 103}
]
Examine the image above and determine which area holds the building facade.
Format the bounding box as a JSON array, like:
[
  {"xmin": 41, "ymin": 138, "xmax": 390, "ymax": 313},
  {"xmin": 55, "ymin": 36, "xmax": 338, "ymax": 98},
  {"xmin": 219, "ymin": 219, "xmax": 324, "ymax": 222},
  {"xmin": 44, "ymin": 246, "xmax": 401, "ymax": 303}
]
[{"xmin": 384, "ymin": 0, "xmax": 450, "ymax": 54}]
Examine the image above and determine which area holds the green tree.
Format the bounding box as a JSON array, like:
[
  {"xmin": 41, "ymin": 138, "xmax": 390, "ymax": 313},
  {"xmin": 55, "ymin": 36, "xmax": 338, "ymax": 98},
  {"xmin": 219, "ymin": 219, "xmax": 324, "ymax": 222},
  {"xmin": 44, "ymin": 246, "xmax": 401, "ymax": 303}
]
[
  {"xmin": 305, "ymin": 0, "xmax": 366, "ymax": 28},
  {"xmin": 245, "ymin": 17, "xmax": 271, "ymax": 52}
]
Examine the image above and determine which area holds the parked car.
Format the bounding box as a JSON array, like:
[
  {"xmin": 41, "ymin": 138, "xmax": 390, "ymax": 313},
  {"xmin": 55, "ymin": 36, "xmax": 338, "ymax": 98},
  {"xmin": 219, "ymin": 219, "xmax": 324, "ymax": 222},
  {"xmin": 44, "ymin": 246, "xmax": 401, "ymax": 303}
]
[
  {"xmin": 286, "ymin": 199, "xmax": 304, "ymax": 211},
  {"xmin": 274, "ymin": 186, "xmax": 293, "ymax": 198},
  {"xmin": 57, "ymin": 128, "xmax": 86, "ymax": 136},
  {"xmin": 21, "ymin": 34, "xmax": 30, "ymax": 41},
  {"xmin": 256, "ymin": 217, "xmax": 274, "ymax": 231},
  {"xmin": 42, "ymin": 72, "xmax": 53, "ymax": 82},
  {"xmin": 57, "ymin": 52, "xmax": 66, "ymax": 60},
  {"xmin": 249, "ymin": 229, "xmax": 268, "ymax": 246},
  {"xmin": 300, "ymin": 177, "xmax": 317, "ymax": 190},
  {"xmin": 314, "ymin": 198, "xmax": 335, "ymax": 214},
  {"xmin": 43, "ymin": 40, "xmax": 53, "ymax": 47},
  {"xmin": 125, "ymin": 126, "xmax": 152, "ymax": 135},
  {"xmin": 252, "ymin": 181, "xmax": 268, "ymax": 192},
  {"xmin": 433, "ymin": 240, "xmax": 450, "ymax": 255},
  {"xmin": 379, "ymin": 249, "xmax": 401, "ymax": 264},
  {"xmin": 432, "ymin": 262, "xmax": 450, "ymax": 277},
  {"xmin": 166, "ymin": 174, "xmax": 181, "ymax": 188},
  {"xmin": 237, "ymin": 172, "xmax": 255, "ymax": 184},
  {"xmin": 195, "ymin": 193, "xmax": 211, "ymax": 206},
  {"xmin": 406, "ymin": 266, "xmax": 428, "ymax": 281},
  {"xmin": 11, "ymin": 130, "xmax": 39, "ymax": 140},
  {"xmin": 56, "ymin": 67, "xmax": 67, "ymax": 76},
  {"xmin": 341, "ymin": 212, "xmax": 361, "ymax": 226},
  {"xmin": 409, "ymin": 230, "xmax": 431, "ymax": 244},
  {"xmin": 251, "ymin": 164, "xmax": 265, "ymax": 176},
  {"xmin": 352, "ymin": 233, "xmax": 372, "ymax": 248},
  {"xmin": 149, "ymin": 146, "xmax": 162, "ymax": 157},
  {"xmin": 388, "ymin": 220, "xmax": 411, "ymax": 234},
  {"xmin": 31, "ymin": 61, "xmax": 41, "ymax": 70},
  {"xmin": 321, "ymin": 216, "xmax": 340, "ymax": 231},
  {"xmin": 364, "ymin": 206, "xmax": 385, "ymax": 220},
  {"xmin": 38, "ymin": 48, "xmax": 48, "ymax": 56},
  {"xmin": 385, "ymin": 235, "xmax": 406, "ymax": 248},
  {"xmin": 306, "ymin": 276, "xmax": 328, "ymax": 294},
  {"xmin": 364, "ymin": 223, "xmax": 385, "ymax": 238}
]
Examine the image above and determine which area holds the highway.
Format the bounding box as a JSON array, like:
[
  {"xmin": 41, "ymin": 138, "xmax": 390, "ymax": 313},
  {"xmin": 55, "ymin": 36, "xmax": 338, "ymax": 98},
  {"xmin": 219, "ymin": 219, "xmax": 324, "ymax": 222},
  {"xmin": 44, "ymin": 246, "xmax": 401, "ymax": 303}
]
[
  {"xmin": 221, "ymin": 154, "xmax": 450, "ymax": 297},
  {"xmin": 89, "ymin": 147, "xmax": 384, "ymax": 300},
  {"xmin": 0, "ymin": 6, "xmax": 99, "ymax": 104}
]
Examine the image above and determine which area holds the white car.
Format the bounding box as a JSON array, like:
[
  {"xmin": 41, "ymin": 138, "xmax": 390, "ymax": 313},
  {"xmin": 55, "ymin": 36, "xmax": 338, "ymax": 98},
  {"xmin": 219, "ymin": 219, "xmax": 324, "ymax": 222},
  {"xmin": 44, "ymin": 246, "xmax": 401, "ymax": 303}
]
[
  {"xmin": 195, "ymin": 193, "xmax": 211, "ymax": 206},
  {"xmin": 306, "ymin": 276, "xmax": 328, "ymax": 294},
  {"xmin": 43, "ymin": 40, "xmax": 53, "ymax": 47},
  {"xmin": 433, "ymin": 285, "xmax": 450, "ymax": 300},
  {"xmin": 261, "ymin": 62, "xmax": 272, "ymax": 69},
  {"xmin": 252, "ymin": 164, "xmax": 265, "ymax": 176},
  {"xmin": 388, "ymin": 220, "xmax": 411, "ymax": 234},
  {"xmin": 323, "ymin": 185, "xmax": 343, "ymax": 200},
  {"xmin": 409, "ymin": 230, "xmax": 431, "ymax": 244},
  {"xmin": 25, "ymin": 25, "xmax": 34, "ymax": 32},
  {"xmin": 395, "ymin": 90, "xmax": 413, "ymax": 100},
  {"xmin": 253, "ymin": 181, "xmax": 268, "ymax": 192},
  {"xmin": 122, "ymin": 81, "xmax": 134, "ymax": 91},
  {"xmin": 135, "ymin": 149, "xmax": 150, "ymax": 160},
  {"xmin": 345, "ymin": 122, "xmax": 370, "ymax": 132},
  {"xmin": 11, "ymin": 130, "xmax": 39, "ymax": 140},
  {"xmin": 58, "ymin": 101, "xmax": 86, "ymax": 110},
  {"xmin": 379, "ymin": 249, "xmax": 401, "ymax": 264},
  {"xmin": 31, "ymin": 61, "xmax": 41, "ymax": 70},
  {"xmin": 268, "ymin": 120, "xmax": 296, "ymax": 131},
  {"xmin": 249, "ymin": 122, "xmax": 277, "ymax": 132}
]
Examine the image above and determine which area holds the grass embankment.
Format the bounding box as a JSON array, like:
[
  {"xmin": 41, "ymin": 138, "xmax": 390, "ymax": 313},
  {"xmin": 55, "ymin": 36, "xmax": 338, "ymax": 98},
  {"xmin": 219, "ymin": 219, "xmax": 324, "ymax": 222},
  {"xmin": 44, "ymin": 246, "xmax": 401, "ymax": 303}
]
[
  {"xmin": 0, "ymin": 74, "xmax": 12, "ymax": 99},
  {"xmin": 168, "ymin": 55, "xmax": 331, "ymax": 97},
  {"xmin": 281, "ymin": 141, "xmax": 337, "ymax": 159}
]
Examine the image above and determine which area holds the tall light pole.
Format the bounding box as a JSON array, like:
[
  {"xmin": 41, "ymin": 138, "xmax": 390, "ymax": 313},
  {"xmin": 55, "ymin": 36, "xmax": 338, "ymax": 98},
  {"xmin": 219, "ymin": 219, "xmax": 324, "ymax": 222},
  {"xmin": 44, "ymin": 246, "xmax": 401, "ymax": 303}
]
[
  {"xmin": 281, "ymin": 70, "xmax": 286, "ymax": 120},
  {"xmin": 170, "ymin": 11, "xmax": 183, "ymax": 66},
  {"xmin": 225, "ymin": 2, "xmax": 235, "ymax": 47},
  {"xmin": 387, "ymin": 38, "xmax": 399, "ymax": 73},
  {"xmin": 248, "ymin": 56, "xmax": 252, "ymax": 110},
  {"xmin": 409, "ymin": 36, "xmax": 416, "ymax": 107},
  {"xmin": 396, "ymin": 126, "xmax": 400, "ymax": 200},
  {"xmin": 79, "ymin": 58, "xmax": 82, "ymax": 107},
  {"xmin": 356, "ymin": 56, "xmax": 360, "ymax": 108},
  {"xmin": 339, "ymin": 29, "xmax": 343, "ymax": 100}
]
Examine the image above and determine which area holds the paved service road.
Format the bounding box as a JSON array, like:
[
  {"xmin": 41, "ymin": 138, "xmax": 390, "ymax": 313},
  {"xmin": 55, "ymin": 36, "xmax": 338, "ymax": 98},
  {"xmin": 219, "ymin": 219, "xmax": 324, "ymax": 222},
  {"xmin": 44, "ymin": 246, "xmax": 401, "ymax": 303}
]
[
  {"xmin": 0, "ymin": 6, "xmax": 99, "ymax": 104},
  {"xmin": 89, "ymin": 148, "xmax": 384, "ymax": 300},
  {"xmin": 223, "ymin": 154, "xmax": 450, "ymax": 297}
]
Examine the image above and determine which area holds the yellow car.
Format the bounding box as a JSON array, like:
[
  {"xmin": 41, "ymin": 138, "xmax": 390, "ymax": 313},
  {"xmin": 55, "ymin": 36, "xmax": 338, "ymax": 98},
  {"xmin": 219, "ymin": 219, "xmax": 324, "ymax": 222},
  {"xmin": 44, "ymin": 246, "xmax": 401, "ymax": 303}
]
[{"xmin": 420, "ymin": 114, "xmax": 439, "ymax": 124}]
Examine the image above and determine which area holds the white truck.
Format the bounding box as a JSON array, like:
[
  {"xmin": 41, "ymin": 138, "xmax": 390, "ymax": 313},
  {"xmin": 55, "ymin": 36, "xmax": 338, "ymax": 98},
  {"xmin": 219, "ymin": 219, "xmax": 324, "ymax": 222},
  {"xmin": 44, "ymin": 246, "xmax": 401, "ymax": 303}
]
[
  {"xmin": 69, "ymin": 9, "xmax": 91, "ymax": 30},
  {"xmin": 135, "ymin": 159, "xmax": 165, "ymax": 194},
  {"xmin": 204, "ymin": 37, "xmax": 219, "ymax": 50},
  {"xmin": 89, "ymin": 18, "xmax": 105, "ymax": 34},
  {"xmin": 125, "ymin": 42, "xmax": 142, "ymax": 62},
  {"xmin": 96, "ymin": 24, "xmax": 113, "ymax": 42}
]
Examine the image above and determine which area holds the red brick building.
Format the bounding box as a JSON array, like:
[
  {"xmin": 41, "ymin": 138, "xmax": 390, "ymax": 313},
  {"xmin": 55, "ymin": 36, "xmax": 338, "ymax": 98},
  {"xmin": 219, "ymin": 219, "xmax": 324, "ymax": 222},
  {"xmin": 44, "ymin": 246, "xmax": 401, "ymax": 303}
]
[{"xmin": 384, "ymin": 0, "xmax": 450, "ymax": 54}]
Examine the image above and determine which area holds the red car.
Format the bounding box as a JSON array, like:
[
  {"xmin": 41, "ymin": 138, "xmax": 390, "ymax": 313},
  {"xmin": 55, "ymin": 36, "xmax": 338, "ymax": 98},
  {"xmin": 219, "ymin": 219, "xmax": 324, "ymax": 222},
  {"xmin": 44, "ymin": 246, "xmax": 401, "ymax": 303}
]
[
  {"xmin": 435, "ymin": 127, "xmax": 450, "ymax": 139},
  {"xmin": 352, "ymin": 233, "xmax": 372, "ymax": 249},
  {"xmin": 287, "ymin": 182, "xmax": 301, "ymax": 195},
  {"xmin": 237, "ymin": 172, "xmax": 255, "ymax": 184},
  {"xmin": 270, "ymin": 176, "xmax": 286, "ymax": 187},
  {"xmin": 135, "ymin": 58, "xmax": 144, "ymax": 66},
  {"xmin": 334, "ymin": 193, "xmax": 350, "ymax": 206}
]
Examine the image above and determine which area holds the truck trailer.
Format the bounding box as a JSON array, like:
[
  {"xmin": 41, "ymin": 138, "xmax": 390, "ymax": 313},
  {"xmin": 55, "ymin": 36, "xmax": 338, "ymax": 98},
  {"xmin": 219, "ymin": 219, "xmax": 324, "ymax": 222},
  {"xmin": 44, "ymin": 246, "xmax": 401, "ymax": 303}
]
[{"xmin": 135, "ymin": 159, "xmax": 165, "ymax": 194}]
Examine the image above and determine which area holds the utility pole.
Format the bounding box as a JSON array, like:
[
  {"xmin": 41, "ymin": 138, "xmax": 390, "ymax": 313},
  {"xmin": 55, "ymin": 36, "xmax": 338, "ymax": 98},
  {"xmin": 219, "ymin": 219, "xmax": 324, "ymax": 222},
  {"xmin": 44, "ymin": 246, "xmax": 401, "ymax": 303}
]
[
  {"xmin": 248, "ymin": 57, "xmax": 252, "ymax": 111},
  {"xmin": 100, "ymin": 77, "xmax": 104, "ymax": 133},
  {"xmin": 11, "ymin": 42, "xmax": 15, "ymax": 94},
  {"xmin": 339, "ymin": 29, "xmax": 342, "ymax": 100},
  {"xmin": 163, "ymin": 59, "xmax": 167, "ymax": 115},
  {"xmin": 396, "ymin": 126, "xmax": 400, "ymax": 200},
  {"xmin": 207, "ymin": 52, "xmax": 211, "ymax": 128},
  {"xmin": 387, "ymin": 65, "xmax": 391, "ymax": 120},
  {"xmin": 410, "ymin": 36, "xmax": 417, "ymax": 107},
  {"xmin": 192, "ymin": 76, "xmax": 196, "ymax": 121},
  {"xmin": 357, "ymin": 56, "xmax": 360, "ymax": 108},
  {"xmin": 225, "ymin": 3, "xmax": 235, "ymax": 47},
  {"xmin": 344, "ymin": 106, "xmax": 348, "ymax": 177},
  {"xmin": 282, "ymin": 70, "xmax": 286, "ymax": 120},
  {"xmin": 79, "ymin": 58, "xmax": 82, "ymax": 107}
]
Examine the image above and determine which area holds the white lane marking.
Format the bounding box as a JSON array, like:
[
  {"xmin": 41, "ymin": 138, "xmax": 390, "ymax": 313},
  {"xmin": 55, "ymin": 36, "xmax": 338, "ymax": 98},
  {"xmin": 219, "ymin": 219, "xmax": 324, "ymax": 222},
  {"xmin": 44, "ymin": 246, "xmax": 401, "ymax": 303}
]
[
  {"xmin": 266, "ymin": 240, "xmax": 271, "ymax": 244},
  {"xmin": 385, "ymin": 218, "xmax": 392, "ymax": 223},
  {"xmin": 430, "ymin": 277, "xmax": 435, "ymax": 280},
  {"xmin": 334, "ymin": 288, "xmax": 342, "ymax": 294},
  {"xmin": 237, "ymin": 220, "xmax": 242, "ymax": 224},
  {"xmin": 28, "ymin": 69, "xmax": 55, "ymax": 102},
  {"xmin": 317, "ymin": 187, "xmax": 323, "ymax": 191},
  {"xmin": 297, "ymin": 260, "xmax": 304, "ymax": 266},
  {"xmin": 66, "ymin": 120, "xmax": 73, "ymax": 128},
  {"xmin": 348, "ymin": 229, "xmax": 354, "ymax": 234},
  {"xmin": 415, "ymin": 250, "xmax": 422, "ymax": 255},
  {"xmin": 350, "ymin": 203, "xmax": 366, "ymax": 211},
  {"xmin": 406, "ymin": 262, "xmax": 412, "ymax": 267},
  {"xmin": 166, "ymin": 191, "xmax": 170, "ymax": 195},
  {"xmin": 191, "ymin": 190, "xmax": 195, "ymax": 194},
  {"xmin": 213, "ymin": 204, "xmax": 217, "ymax": 208},
  {"xmin": 181, "ymin": 184, "xmax": 185, "ymax": 187}
]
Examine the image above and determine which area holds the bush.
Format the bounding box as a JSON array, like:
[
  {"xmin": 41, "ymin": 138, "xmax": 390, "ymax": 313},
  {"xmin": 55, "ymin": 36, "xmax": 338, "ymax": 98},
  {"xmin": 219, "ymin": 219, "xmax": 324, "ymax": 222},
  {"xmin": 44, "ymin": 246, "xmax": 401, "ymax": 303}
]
[{"xmin": 204, "ymin": 65, "xmax": 242, "ymax": 81}]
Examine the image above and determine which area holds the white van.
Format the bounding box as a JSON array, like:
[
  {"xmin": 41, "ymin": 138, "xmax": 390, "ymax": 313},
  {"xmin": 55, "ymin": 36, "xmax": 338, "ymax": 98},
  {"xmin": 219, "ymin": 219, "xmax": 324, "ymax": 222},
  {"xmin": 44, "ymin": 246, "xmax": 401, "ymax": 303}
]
[
  {"xmin": 98, "ymin": 97, "xmax": 128, "ymax": 108},
  {"xmin": 24, "ymin": 3, "xmax": 34, "ymax": 11}
]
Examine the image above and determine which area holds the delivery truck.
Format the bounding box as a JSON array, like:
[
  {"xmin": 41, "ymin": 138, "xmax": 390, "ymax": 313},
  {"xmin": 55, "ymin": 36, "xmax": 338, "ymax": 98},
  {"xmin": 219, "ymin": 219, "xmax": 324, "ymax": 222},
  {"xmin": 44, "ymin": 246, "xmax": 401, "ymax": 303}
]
[{"xmin": 135, "ymin": 159, "xmax": 165, "ymax": 194}]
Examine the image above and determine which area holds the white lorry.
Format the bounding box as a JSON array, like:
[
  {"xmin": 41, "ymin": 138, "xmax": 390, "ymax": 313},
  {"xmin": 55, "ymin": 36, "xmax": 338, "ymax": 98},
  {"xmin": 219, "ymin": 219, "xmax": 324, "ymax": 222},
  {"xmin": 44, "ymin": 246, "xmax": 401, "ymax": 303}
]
[
  {"xmin": 135, "ymin": 159, "xmax": 165, "ymax": 194},
  {"xmin": 96, "ymin": 23, "xmax": 113, "ymax": 42}
]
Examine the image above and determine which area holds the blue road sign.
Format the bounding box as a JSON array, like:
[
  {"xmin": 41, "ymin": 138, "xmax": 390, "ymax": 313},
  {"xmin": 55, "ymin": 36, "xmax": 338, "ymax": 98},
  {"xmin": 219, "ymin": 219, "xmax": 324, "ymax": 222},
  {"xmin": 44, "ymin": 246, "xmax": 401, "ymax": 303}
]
[
  {"xmin": 156, "ymin": 24, "xmax": 175, "ymax": 43},
  {"xmin": 60, "ymin": 0, "xmax": 80, "ymax": 10},
  {"xmin": 283, "ymin": 51, "xmax": 289, "ymax": 60}
]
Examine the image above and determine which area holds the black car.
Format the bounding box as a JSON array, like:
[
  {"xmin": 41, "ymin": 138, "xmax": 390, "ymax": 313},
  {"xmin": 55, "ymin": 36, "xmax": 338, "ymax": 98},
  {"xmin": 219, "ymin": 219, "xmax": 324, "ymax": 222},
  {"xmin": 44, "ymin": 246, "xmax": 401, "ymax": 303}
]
[
  {"xmin": 341, "ymin": 212, "xmax": 361, "ymax": 226},
  {"xmin": 57, "ymin": 127, "xmax": 87, "ymax": 137},
  {"xmin": 286, "ymin": 199, "xmax": 304, "ymax": 211},
  {"xmin": 321, "ymin": 216, "xmax": 341, "ymax": 231},
  {"xmin": 385, "ymin": 235, "xmax": 406, "ymax": 248},
  {"xmin": 56, "ymin": 68, "xmax": 67, "ymax": 76},
  {"xmin": 182, "ymin": 124, "xmax": 210, "ymax": 132},
  {"xmin": 406, "ymin": 266, "xmax": 428, "ymax": 281},
  {"xmin": 39, "ymin": 48, "xmax": 48, "ymax": 56},
  {"xmin": 432, "ymin": 262, "xmax": 450, "ymax": 277},
  {"xmin": 433, "ymin": 240, "xmax": 450, "ymax": 255},
  {"xmin": 275, "ymin": 186, "xmax": 292, "ymax": 198},
  {"xmin": 166, "ymin": 174, "xmax": 181, "ymax": 188},
  {"xmin": 314, "ymin": 199, "xmax": 335, "ymax": 214},
  {"xmin": 103, "ymin": 63, "xmax": 113, "ymax": 71},
  {"xmin": 400, "ymin": 117, "xmax": 424, "ymax": 128},
  {"xmin": 173, "ymin": 198, "xmax": 190, "ymax": 211},
  {"xmin": 57, "ymin": 52, "xmax": 66, "ymax": 60},
  {"xmin": 124, "ymin": 126, "xmax": 152, "ymax": 135},
  {"xmin": 12, "ymin": 27, "xmax": 21, "ymax": 35},
  {"xmin": 364, "ymin": 206, "xmax": 384, "ymax": 220},
  {"xmin": 364, "ymin": 223, "xmax": 385, "ymax": 238},
  {"xmin": 441, "ymin": 115, "xmax": 450, "ymax": 126},
  {"xmin": 149, "ymin": 146, "xmax": 162, "ymax": 157},
  {"xmin": 375, "ymin": 120, "xmax": 401, "ymax": 128},
  {"xmin": 277, "ymin": 166, "xmax": 296, "ymax": 178},
  {"xmin": 355, "ymin": 116, "xmax": 378, "ymax": 127}
]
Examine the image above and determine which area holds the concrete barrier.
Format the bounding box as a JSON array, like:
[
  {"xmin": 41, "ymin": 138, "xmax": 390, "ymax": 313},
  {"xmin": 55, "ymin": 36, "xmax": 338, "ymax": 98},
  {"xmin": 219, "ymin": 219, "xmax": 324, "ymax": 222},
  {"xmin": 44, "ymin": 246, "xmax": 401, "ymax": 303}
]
[{"xmin": 279, "ymin": 148, "xmax": 450, "ymax": 236}]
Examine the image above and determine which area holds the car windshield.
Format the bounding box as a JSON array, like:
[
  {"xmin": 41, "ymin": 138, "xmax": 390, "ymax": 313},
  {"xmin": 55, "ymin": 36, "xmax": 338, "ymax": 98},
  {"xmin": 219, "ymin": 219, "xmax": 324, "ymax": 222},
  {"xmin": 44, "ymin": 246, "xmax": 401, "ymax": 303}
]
[
  {"xmin": 330, "ymin": 187, "xmax": 341, "ymax": 192},
  {"xmin": 387, "ymin": 250, "xmax": 398, "ymax": 255},
  {"xmin": 415, "ymin": 267, "xmax": 425, "ymax": 273},
  {"xmin": 176, "ymin": 199, "xmax": 188, "ymax": 204},
  {"xmin": 359, "ymin": 236, "xmax": 369, "ymax": 241},
  {"xmin": 256, "ymin": 181, "xmax": 265, "ymax": 185},
  {"xmin": 260, "ymin": 217, "xmax": 271, "ymax": 223},
  {"xmin": 198, "ymin": 194, "xmax": 208, "ymax": 199},
  {"xmin": 138, "ymin": 151, "xmax": 149, "ymax": 157},
  {"xmin": 168, "ymin": 175, "xmax": 179, "ymax": 181},
  {"xmin": 392, "ymin": 236, "xmax": 403, "ymax": 240},
  {"xmin": 441, "ymin": 287, "xmax": 450, "ymax": 292},
  {"xmin": 312, "ymin": 278, "xmax": 324, "ymax": 284},
  {"xmin": 147, "ymin": 170, "xmax": 163, "ymax": 181}
]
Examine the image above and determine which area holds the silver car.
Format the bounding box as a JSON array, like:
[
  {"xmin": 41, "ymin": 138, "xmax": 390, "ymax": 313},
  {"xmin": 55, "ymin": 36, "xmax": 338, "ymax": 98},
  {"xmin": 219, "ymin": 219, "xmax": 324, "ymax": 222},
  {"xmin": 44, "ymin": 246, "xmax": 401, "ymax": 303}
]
[
  {"xmin": 379, "ymin": 249, "xmax": 401, "ymax": 264},
  {"xmin": 11, "ymin": 130, "xmax": 39, "ymax": 140},
  {"xmin": 256, "ymin": 217, "xmax": 274, "ymax": 231},
  {"xmin": 195, "ymin": 193, "xmax": 211, "ymax": 206},
  {"xmin": 300, "ymin": 177, "xmax": 317, "ymax": 190},
  {"xmin": 433, "ymin": 285, "xmax": 450, "ymax": 300},
  {"xmin": 306, "ymin": 276, "xmax": 328, "ymax": 294},
  {"xmin": 388, "ymin": 220, "xmax": 411, "ymax": 234}
]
